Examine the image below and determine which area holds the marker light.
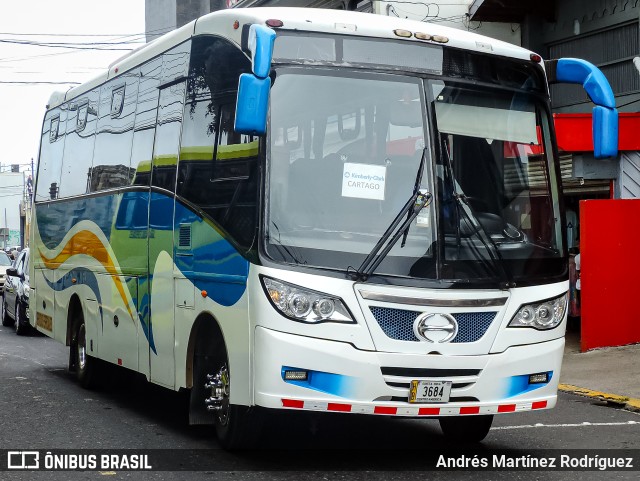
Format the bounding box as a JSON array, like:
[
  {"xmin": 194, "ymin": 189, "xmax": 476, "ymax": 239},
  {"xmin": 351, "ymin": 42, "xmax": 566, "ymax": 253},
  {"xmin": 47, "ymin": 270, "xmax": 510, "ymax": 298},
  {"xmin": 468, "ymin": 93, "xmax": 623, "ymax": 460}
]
[
  {"xmin": 394, "ymin": 29, "xmax": 412, "ymax": 38},
  {"xmin": 414, "ymin": 32, "xmax": 432, "ymax": 41},
  {"xmin": 266, "ymin": 19, "xmax": 284, "ymax": 28},
  {"xmin": 530, "ymin": 53, "xmax": 542, "ymax": 63},
  {"xmin": 508, "ymin": 293, "xmax": 568, "ymax": 330},
  {"xmin": 432, "ymin": 35, "xmax": 449, "ymax": 44},
  {"xmin": 262, "ymin": 276, "xmax": 354, "ymax": 324}
]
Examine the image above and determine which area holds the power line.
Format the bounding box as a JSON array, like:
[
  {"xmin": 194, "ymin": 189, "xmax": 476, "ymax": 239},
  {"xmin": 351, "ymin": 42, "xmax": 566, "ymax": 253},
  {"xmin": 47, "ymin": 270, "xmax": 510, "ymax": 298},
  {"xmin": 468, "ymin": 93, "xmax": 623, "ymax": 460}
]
[
  {"xmin": 0, "ymin": 81, "xmax": 81, "ymax": 85},
  {"xmin": 0, "ymin": 39, "xmax": 136, "ymax": 51}
]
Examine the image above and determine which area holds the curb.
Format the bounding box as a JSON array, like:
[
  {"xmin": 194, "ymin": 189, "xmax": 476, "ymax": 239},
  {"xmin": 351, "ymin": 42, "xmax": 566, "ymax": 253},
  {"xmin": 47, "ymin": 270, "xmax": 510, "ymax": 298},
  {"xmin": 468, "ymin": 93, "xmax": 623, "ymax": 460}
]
[{"xmin": 559, "ymin": 383, "xmax": 640, "ymax": 413}]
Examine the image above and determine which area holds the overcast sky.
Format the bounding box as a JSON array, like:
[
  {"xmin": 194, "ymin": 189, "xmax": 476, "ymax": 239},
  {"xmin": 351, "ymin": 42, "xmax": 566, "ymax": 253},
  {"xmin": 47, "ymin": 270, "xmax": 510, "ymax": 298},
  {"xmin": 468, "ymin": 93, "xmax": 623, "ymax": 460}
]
[{"xmin": 0, "ymin": 0, "xmax": 145, "ymax": 176}]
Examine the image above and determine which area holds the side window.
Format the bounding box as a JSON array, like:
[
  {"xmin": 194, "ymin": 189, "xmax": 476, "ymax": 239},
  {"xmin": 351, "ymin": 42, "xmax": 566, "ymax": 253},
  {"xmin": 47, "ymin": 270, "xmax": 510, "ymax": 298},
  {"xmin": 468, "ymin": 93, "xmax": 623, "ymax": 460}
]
[
  {"xmin": 36, "ymin": 108, "xmax": 67, "ymax": 201},
  {"xmin": 151, "ymin": 81, "xmax": 186, "ymax": 192},
  {"xmin": 131, "ymin": 59, "xmax": 162, "ymax": 186},
  {"xmin": 59, "ymin": 89, "xmax": 99, "ymax": 197},
  {"xmin": 16, "ymin": 253, "xmax": 26, "ymax": 277},
  {"xmin": 149, "ymin": 41, "xmax": 190, "ymax": 192},
  {"xmin": 91, "ymin": 70, "xmax": 139, "ymax": 192},
  {"xmin": 178, "ymin": 36, "xmax": 255, "ymax": 248}
]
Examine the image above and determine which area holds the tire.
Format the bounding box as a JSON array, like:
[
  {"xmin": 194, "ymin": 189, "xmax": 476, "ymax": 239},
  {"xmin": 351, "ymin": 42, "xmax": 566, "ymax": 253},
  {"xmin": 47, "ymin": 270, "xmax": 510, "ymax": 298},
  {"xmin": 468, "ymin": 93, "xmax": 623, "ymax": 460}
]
[
  {"xmin": 15, "ymin": 302, "xmax": 29, "ymax": 336},
  {"xmin": 1, "ymin": 294, "xmax": 13, "ymax": 327},
  {"xmin": 212, "ymin": 361, "xmax": 263, "ymax": 450},
  {"xmin": 439, "ymin": 415, "xmax": 493, "ymax": 443},
  {"xmin": 74, "ymin": 319, "xmax": 97, "ymax": 389}
]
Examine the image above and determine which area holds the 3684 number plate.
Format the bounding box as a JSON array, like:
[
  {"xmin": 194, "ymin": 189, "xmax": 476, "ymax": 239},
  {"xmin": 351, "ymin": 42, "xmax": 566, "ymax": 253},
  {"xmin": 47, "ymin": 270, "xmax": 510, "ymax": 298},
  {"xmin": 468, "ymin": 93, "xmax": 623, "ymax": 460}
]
[{"xmin": 409, "ymin": 380, "xmax": 452, "ymax": 403}]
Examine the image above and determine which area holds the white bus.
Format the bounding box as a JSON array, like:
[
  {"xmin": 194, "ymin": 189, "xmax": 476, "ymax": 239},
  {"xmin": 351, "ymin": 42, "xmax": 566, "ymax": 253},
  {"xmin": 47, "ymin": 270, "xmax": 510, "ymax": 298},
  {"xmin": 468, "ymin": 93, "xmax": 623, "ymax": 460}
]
[{"xmin": 30, "ymin": 7, "xmax": 618, "ymax": 448}]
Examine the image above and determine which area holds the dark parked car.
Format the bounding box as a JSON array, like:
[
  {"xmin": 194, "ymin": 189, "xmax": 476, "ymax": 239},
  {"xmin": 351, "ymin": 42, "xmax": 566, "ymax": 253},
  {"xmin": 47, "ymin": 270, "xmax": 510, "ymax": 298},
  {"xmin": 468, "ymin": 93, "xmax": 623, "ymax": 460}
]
[{"xmin": 1, "ymin": 248, "xmax": 30, "ymax": 335}]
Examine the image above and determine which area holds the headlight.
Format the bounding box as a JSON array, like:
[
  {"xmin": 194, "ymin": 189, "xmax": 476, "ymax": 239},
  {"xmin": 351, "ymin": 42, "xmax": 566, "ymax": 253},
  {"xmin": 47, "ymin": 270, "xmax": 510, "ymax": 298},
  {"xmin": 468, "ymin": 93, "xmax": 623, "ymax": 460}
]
[
  {"xmin": 261, "ymin": 276, "xmax": 354, "ymax": 324},
  {"xmin": 508, "ymin": 293, "xmax": 568, "ymax": 330}
]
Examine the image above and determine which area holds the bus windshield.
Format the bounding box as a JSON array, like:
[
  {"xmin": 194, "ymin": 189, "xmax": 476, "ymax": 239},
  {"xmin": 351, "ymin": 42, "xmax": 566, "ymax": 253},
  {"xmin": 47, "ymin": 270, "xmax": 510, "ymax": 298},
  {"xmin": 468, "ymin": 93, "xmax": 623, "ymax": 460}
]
[{"xmin": 265, "ymin": 66, "xmax": 564, "ymax": 287}]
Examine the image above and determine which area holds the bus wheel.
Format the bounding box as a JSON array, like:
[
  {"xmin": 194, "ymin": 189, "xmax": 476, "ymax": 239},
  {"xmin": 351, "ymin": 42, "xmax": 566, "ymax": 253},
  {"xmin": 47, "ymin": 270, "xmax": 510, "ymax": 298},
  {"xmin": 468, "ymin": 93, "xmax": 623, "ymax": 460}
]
[
  {"xmin": 439, "ymin": 415, "xmax": 493, "ymax": 443},
  {"xmin": 74, "ymin": 319, "xmax": 97, "ymax": 389},
  {"xmin": 206, "ymin": 361, "xmax": 262, "ymax": 449}
]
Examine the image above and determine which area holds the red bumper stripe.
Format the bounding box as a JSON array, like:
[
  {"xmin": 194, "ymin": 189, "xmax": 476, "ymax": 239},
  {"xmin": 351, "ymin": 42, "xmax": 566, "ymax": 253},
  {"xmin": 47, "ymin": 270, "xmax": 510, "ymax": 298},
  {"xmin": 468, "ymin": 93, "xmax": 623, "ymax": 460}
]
[
  {"xmin": 532, "ymin": 400, "xmax": 548, "ymax": 410},
  {"xmin": 280, "ymin": 399, "xmax": 550, "ymax": 415},
  {"xmin": 374, "ymin": 406, "xmax": 398, "ymax": 415},
  {"xmin": 282, "ymin": 399, "xmax": 304, "ymax": 409},
  {"xmin": 418, "ymin": 407, "xmax": 440, "ymax": 415},
  {"xmin": 459, "ymin": 406, "xmax": 480, "ymax": 415},
  {"xmin": 327, "ymin": 403, "xmax": 352, "ymax": 412},
  {"xmin": 498, "ymin": 404, "xmax": 517, "ymax": 413}
]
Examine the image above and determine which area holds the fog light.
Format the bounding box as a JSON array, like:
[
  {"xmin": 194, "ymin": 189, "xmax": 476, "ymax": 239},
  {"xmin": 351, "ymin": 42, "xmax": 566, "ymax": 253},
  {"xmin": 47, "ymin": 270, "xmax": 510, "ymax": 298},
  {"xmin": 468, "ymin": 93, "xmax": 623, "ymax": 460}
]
[
  {"xmin": 528, "ymin": 372, "xmax": 549, "ymax": 384},
  {"xmin": 284, "ymin": 370, "xmax": 308, "ymax": 381}
]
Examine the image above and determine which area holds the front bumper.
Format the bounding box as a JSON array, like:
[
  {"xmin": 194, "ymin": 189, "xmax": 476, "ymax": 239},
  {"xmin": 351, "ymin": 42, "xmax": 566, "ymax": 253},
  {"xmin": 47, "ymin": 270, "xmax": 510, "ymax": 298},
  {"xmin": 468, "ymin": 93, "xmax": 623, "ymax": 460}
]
[{"xmin": 254, "ymin": 326, "xmax": 563, "ymax": 417}]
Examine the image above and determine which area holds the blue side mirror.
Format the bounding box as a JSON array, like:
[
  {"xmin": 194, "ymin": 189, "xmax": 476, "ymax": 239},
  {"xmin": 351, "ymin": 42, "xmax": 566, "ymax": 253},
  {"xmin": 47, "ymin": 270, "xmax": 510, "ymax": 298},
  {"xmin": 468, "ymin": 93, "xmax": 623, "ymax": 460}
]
[
  {"xmin": 235, "ymin": 74, "xmax": 271, "ymax": 135},
  {"xmin": 235, "ymin": 24, "xmax": 275, "ymax": 135},
  {"xmin": 592, "ymin": 105, "xmax": 619, "ymax": 159}
]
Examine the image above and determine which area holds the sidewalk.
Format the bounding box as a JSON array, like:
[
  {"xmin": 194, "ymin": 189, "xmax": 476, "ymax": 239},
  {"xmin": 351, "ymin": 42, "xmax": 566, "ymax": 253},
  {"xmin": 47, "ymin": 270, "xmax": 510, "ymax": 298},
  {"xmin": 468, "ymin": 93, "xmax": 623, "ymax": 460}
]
[{"xmin": 559, "ymin": 328, "xmax": 640, "ymax": 411}]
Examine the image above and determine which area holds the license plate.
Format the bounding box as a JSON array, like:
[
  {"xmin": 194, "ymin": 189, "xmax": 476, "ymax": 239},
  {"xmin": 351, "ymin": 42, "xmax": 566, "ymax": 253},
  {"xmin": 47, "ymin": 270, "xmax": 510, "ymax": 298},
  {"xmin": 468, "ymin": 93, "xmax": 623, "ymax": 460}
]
[{"xmin": 409, "ymin": 380, "xmax": 452, "ymax": 403}]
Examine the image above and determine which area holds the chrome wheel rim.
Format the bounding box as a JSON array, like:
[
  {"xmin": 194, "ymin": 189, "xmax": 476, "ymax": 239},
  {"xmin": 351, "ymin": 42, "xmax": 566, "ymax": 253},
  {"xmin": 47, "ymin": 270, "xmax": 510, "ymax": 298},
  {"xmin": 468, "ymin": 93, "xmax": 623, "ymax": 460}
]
[
  {"xmin": 14, "ymin": 304, "xmax": 20, "ymax": 333},
  {"xmin": 77, "ymin": 324, "xmax": 87, "ymax": 371},
  {"xmin": 217, "ymin": 364, "xmax": 230, "ymax": 426}
]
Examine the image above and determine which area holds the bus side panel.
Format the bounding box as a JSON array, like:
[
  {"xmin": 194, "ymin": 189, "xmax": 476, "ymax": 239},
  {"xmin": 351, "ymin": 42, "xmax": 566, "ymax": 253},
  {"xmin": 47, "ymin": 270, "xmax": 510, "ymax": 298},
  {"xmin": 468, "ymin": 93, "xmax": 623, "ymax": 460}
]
[
  {"xmin": 32, "ymin": 268, "xmax": 56, "ymax": 340},
  {"xmin": 97, "ymin": 272, "xmax": 139, "ymax": 371},
  {"xmin": 173, "ymin": 276, "xmax": 251, "ymax": 405},
  {"xmin": 172, "ymin": 202, "xmax": 251, "ymax": 405}
]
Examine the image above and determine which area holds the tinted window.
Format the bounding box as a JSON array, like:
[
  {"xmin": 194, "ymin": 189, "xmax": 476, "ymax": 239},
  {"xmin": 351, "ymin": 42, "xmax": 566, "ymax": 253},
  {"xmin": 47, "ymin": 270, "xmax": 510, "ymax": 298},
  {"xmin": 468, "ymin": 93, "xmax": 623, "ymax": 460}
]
[
  {"xmin": 36, "ymin": 108, "xmax": 67, "ymax": 201},
  {"xmin": 152, "ymin": 81, "xmax": 186, "ymax": 193},
  {"xmin": 178, "ymin": 36, "xmax": 256, "ymax": 248},
  {"xmin": 91, "ymin": 71, "xmax": 139, "ymax": 191},
  {"xmin": 59, "ymin": 89, "xmax": 99, "ymax": 197},
  {"xmin": 131, "ymin": 58, "xmax": 162, "ymax": 187}
]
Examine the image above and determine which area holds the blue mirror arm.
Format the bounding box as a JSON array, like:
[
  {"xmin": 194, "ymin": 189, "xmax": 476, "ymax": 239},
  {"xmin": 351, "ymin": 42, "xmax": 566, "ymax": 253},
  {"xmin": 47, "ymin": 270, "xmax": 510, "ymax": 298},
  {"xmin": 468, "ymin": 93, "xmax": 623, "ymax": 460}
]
[
  {"xmin": 548, "ymin": 58, "xmax": 619, "ymax": 158},
  {"xmin": 249, "ymin": 24, "xmax": 276, "ymax": 79},
  {"xmin": 555, "ymin": 58, "xmax": 615, "ymax": 109}
]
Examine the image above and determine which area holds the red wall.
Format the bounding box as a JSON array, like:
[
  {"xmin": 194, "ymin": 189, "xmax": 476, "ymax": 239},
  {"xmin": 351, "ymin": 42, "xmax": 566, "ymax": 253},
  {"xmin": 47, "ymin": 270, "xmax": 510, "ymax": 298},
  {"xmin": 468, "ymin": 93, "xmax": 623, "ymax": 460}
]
[
  {"xmin": 554, "ymin": 113, "xmax": 640, "ymax": 152},
  {"xmin": 580, "ymin": 199, "xmax": 640, "ymax": 351}
]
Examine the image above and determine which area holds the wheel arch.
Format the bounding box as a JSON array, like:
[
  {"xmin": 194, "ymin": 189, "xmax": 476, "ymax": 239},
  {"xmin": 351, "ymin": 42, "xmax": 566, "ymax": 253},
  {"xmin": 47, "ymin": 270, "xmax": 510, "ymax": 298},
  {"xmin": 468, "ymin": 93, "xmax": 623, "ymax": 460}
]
[
  {"xmin": 66, "ymin": 293, "xmax": 83, "ymax": 347},
  {"xmin": 185, "ymin": 311, "xmax": 226, "ymax": 389}
]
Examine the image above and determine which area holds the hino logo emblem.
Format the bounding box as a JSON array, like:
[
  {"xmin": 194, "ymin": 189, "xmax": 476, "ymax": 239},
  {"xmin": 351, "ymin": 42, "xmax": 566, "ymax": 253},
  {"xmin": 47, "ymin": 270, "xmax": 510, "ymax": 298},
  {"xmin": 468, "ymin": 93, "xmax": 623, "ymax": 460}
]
[{"xmin": 413, "ymin": 313, "xmax": 458, "ymax": 343}]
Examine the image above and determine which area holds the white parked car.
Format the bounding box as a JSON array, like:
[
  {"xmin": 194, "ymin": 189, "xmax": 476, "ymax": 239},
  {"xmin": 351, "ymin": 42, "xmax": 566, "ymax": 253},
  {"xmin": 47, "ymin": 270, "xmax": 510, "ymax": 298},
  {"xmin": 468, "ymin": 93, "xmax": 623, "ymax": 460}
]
[
  {"xmin": 1, "ymin": 248, "xmax": 30, "ymax": 335},
  {"xmin": 0, "ymin": 250, "xmax": 13, "ymax": 293}
]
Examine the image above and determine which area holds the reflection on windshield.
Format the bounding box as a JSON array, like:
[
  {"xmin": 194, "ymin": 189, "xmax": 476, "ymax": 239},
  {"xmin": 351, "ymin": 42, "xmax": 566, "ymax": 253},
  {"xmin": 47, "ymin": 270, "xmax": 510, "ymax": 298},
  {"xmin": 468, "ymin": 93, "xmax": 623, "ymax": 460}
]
[
  {"xmin": 266, "ymin": 69, "xmax": 434, "ymax": 277},
  {"xmin": 432, "ymin": 80, "xmax": 564, "ymax": 283},
  {"xmin": 265, "ymin": 69, "xmax": 565, "ymax": 286}
]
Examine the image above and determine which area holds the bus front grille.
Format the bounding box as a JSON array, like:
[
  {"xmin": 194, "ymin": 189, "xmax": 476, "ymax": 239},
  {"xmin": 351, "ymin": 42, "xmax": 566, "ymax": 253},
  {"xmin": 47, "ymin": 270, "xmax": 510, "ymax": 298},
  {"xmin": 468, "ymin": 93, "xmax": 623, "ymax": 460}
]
[{"xmin": 369, "ymin": 307, "xmax": 497, "ymax": 343}]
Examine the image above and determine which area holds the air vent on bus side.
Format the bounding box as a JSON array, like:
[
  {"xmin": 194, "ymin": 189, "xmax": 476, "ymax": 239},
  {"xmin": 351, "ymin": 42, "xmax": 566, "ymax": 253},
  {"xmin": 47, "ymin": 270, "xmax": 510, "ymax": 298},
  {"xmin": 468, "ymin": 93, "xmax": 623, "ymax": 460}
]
[{"xmin": 178, "ymin": 223, "xmax": 191, "ymax": 249}]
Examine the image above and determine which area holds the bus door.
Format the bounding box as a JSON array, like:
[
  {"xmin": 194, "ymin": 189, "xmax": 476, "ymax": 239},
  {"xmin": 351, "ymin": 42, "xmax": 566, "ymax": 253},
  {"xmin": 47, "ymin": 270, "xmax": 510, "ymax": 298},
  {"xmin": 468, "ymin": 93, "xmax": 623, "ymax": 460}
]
[{"xmin": 148, "ymin": 80, "xmax": 186, "ymax": 388}]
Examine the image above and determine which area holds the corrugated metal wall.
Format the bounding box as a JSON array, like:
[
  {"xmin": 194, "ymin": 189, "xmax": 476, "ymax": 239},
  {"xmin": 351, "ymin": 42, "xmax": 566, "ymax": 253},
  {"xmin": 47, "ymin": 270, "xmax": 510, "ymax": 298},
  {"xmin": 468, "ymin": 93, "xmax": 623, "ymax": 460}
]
[
  {"xmin": 619, "ymin": 152, "xmax": 640, "ymax": 198},
  {"xmin": 548, "ymin": 22, "xmax": 640, "ymax": 108}
]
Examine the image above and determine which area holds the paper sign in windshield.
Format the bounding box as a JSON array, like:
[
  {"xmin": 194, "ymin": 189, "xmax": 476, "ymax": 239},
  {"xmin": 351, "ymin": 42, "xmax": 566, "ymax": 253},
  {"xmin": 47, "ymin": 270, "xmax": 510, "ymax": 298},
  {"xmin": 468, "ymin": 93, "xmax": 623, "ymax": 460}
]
[{"xmin": 342, "ymin": 163, "xmax": 386, "ymax": 200}]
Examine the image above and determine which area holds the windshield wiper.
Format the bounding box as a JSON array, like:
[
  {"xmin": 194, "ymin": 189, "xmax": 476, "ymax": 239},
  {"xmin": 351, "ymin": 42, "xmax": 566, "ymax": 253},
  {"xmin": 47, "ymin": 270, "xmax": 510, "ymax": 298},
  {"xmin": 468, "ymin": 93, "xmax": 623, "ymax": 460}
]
[{"xmin": 351, "ymin": 148, "xmax": 431, "ymax": 282}]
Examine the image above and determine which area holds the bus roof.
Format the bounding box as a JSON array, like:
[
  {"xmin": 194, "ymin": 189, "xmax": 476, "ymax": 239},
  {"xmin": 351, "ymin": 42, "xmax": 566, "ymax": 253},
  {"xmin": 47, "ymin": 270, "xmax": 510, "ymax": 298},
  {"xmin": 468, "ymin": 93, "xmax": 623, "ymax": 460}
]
[{"xmin": 47, "ymin": 7, "xmax": 539, "ymax": 109}]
